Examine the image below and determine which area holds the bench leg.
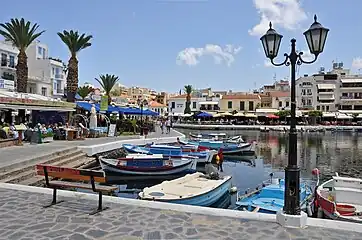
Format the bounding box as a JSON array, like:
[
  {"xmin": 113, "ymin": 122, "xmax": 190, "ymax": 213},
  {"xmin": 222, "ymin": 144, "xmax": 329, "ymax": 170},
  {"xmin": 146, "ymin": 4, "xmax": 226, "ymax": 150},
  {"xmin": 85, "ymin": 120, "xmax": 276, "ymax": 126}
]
[
  {"xmin": 89, "ymin": 192, "xmax": 108, "ymax": 215},
  {"xmin": 43, "ymin": 188, "xmax": 64, "ymax": 208}
]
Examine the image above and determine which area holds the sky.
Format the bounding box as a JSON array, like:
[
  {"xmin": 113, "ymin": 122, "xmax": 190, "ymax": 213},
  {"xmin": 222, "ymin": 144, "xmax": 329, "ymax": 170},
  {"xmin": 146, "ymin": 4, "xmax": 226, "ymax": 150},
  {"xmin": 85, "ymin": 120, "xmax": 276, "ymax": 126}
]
[{"xmin": 1, "ymin": 0, "xmax": 361, "ymax": 93}]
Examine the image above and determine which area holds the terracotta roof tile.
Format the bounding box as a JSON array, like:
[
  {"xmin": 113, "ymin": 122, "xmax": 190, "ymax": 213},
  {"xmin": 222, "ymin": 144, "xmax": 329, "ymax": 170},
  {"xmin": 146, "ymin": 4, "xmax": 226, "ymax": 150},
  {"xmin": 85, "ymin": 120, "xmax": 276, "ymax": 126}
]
[
  {"xmin": 222, "ymin": 94, "xmax": 260, "ymax": 100},
  {"xmin": 149, "ymin": 101, "xmax": 165, "ymax": 107},
  {"xmin": 269, "ymin": 91, "xmax": 290, "ymax": 97}
]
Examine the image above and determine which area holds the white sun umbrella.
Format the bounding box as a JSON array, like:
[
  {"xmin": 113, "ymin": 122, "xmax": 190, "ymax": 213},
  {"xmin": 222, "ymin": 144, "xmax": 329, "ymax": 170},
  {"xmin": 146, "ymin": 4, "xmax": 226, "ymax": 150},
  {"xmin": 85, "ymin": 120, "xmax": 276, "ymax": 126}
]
[
  {"xmin": 213, "ymin": 113, "xmax": 222, "ymax": 117},
  {"xmin": 233, "ymin": 112, "xmax": 245, "ymax": 117},
  {"xmin": 356, "ymin": 114, "xmax": 362, "ymax": 118},
  {"xmin": 244, "ymin": 113, "xmax": 257, "ymax": 118},
  {"xmin": 336, "ymin": 114, "xmax": 353, "ymax": 119},
  {"xmin": 220, "ymin": 112, "xmax": 232, "ymax": 116}
]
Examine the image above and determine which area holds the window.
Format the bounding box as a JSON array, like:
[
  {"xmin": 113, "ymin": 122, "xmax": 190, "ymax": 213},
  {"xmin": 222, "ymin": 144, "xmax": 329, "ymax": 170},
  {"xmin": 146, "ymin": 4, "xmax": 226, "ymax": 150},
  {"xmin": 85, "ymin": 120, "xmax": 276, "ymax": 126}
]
[
  {"xmin": 316, "ymin": 106, "xmax": 320, "ymax": 110},
  {"xmin": 52, "ymin": 67, "xmax": 55, "ymax": 75},
  {"xmin": 279, "ymin": 101, "xmax": 282, "ymax": 107},
  {"xmin": 227, "ymin": 101, "xmax": 232, "ymax": 109},
  {"xmin": 38, "ymin": 46, "xmax": 42, "ymax": 55},
  {"xmin": 41, "ymin": 87, "xmax": 47, "ymax": 96},
  {"xmin": 8, "ymin": 55, "xmax": 15, "ymax": 68},
  {"xmin": 56, "ymin": 80, "xmax": 62, "ymax": 93},
  {"xmin": 192, "ymin": 102, "xmax": 196, "ymax": 109},
  {"xmin": 326, "ymin": 106, "xmax": 330, "ymax": 111},
  {"xmin": 171, "ymin": 102, "xmax": 175, "ymax": 109},
  {"xmin": 286, "ymin": 101, "xmax": 289, "ymax": 107},
  {"xmin": 1, "ymin": 53, "xmax": 7, "ymax": 66},
  {"xmin": 43, "ymin": 49, "xmax": 46, "ymax": 59},
  {"xmin": 249, "ymin": 101, "xmax": 254, "ymax": 111},
  {"xmin": 55, "ymin": 67, "xmax": 60, "ymax": 75},
  {"xmin": 239, "ymin": 101, "xmax": 245, "ymax": 111}
]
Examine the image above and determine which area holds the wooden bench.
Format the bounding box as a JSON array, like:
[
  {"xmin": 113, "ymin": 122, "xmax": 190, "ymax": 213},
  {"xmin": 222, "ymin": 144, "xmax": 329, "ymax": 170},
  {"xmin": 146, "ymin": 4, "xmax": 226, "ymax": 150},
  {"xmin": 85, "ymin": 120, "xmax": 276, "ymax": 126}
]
[{"xmin": 36, "ymin": 164, "xmax": 117, "ymax": 215}]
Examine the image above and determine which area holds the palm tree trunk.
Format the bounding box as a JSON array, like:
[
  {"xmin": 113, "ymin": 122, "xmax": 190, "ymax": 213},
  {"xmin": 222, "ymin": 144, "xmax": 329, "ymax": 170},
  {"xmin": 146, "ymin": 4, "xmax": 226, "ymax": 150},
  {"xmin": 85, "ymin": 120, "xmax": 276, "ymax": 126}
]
[
  {"xmin": 16, "ymin": 51, "xmax": 28, "ymax": 93},
  {"xmin": 66, "ymin": 56, "xmax": 79, "ymax": 102}
]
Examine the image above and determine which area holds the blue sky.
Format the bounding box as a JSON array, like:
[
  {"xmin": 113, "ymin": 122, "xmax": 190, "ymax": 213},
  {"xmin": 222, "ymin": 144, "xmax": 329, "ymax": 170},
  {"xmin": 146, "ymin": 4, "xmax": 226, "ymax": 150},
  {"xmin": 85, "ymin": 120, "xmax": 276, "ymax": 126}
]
[{"xmin": 1, "ymin": 1, "xmax": 361, "ymax": 93}]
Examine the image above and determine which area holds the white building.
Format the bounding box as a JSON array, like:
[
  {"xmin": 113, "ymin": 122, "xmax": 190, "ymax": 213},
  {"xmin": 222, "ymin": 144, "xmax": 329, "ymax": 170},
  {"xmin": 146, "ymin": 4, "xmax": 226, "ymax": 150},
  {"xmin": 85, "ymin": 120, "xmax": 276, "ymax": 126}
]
[
  {"xmin": 296, "ymin": 72, "xmax": 340, "ymax": 112},
  {"xmin": 26, "ymin": 41, "xmax": 66, "ymax": 97},
  {"xmin": 0, "ymin": 41, "xmax": 17, "ymax": 91}
]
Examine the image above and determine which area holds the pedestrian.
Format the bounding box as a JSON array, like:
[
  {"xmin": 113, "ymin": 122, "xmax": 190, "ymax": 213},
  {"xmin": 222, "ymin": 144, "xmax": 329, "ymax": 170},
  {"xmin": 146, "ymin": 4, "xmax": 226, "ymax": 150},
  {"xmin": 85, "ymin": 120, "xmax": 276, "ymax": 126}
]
[
  {"xmin": 166, "ymin": 119, "xmax": 171, "ymax": 134},
  {"xmin": 217, "ymin": 148, "xmax": 224, "ymax": 172},
  {"xmin": 160, "ymin": 119, "xmax": 165, "ymax": 134}
]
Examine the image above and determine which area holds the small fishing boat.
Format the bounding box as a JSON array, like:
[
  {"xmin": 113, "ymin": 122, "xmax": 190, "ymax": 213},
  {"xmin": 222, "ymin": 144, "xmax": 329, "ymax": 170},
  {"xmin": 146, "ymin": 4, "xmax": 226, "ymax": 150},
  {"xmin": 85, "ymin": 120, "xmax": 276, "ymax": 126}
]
[
  {"xmin": 190, "ymin": 132, "xmax": 245, "ymax": 144},
  {"xmin": 138, "ymin": 172, "xmax": 232, "ymax": 206},
  {"xmin": 99, "ymin": 154, "xmax": 197, "ymax": 176},
  {"xmin": 235, "ymin": 175, "xmax": 314, "ymax": 214},
  {"xmin": 315, "ymin": 173, "xmax": 362, "ymax": 223},
  {"xmin": 186, "ymin": 139, "xmax": 253, "ymax": 155},
  {"xmin": 123, "ymin": 144, "xmax": 216, "ymax": 164}
]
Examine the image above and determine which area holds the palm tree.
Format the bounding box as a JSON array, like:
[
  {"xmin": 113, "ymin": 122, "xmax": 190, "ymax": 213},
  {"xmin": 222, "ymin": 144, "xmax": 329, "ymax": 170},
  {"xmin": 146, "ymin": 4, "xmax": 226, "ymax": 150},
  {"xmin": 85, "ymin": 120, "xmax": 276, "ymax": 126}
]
[
  {"xmin": 184, "ymin": 85, "xmax": 193, "ymax": 114},
  {"xmin": 0, "ymin": 18, "xmax": 45, "ymax": 93},
  {"xmin": 95, "ymin": 74, "xmax": 119, "ymax": 104},
  {"xmin": 77, "ymin": 86, "xmax": 93, "ymax": 100},
  {"xmin": 58, "ymin": 30, "xmax": 92, "ymax": 102}
]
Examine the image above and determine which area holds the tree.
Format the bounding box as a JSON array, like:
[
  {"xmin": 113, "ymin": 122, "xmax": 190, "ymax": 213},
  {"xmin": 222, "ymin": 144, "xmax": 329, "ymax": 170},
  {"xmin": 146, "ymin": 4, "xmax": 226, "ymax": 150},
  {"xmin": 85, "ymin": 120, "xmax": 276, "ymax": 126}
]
[
  {"xmin": 184, "ymin": 85, "xmax": 193, "ymax": 114},
  {"xmin": 276, "ymin": 110, "xmax": 291, "ymax": 120},
  {"xmin": 58, "ymin": 30, "xmax": 92, "ymax": 102},
  {"xmin": 0, "ymin": 18, "xmax": 44, "ymax": 92},
  {"xmin": 95, "ymin": 74, "xmax": 119, "ymax": 104},
  {"xmin": 77, "ymin": 86, "xmax": 93, "ymax": 100}
]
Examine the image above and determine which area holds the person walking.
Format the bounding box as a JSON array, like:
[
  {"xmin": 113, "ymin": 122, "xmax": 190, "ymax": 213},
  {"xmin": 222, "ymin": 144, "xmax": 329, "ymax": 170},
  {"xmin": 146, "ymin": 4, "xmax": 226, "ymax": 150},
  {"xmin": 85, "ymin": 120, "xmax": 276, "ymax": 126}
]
[
  {"xmin": 166, "ymin": 118, "xmax": 171, "ymax": 134},
  {"xmin": 160, "ymin": 119, "xmax": 165, "ymax": 134}
]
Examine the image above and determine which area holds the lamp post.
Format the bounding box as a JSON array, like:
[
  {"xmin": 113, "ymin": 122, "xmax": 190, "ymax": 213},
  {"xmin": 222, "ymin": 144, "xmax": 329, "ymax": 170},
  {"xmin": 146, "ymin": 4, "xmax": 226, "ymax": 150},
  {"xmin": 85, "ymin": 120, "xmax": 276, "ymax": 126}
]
[
  {"xmin": 260, "ymin": 15, "xmax": 329, "ymax": 215},
  {"xmin": 140, "ymin": 102, "xmax": 144, "ymax": 136}
]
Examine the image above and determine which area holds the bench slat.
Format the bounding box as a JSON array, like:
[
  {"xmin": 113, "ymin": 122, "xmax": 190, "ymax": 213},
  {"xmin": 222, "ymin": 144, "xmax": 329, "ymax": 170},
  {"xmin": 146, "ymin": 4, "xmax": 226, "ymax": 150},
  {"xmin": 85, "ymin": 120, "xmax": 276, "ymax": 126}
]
[
  {"xmin": 49, "ymin": 180, "xmax": 117, "ymax": 192},
  {"xmin": 36, "ymin": 170, "xmax": 107, "ymax": 183}
]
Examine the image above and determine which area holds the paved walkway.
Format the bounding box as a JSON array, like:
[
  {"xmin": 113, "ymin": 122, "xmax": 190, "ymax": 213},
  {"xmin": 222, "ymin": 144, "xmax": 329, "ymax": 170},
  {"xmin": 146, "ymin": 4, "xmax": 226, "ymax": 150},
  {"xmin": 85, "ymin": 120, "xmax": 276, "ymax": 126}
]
[
  {"xmin": 0, "ymin": 128, "xmax": 182, "ymax": 169},
  {"xmin": 0, "ymin": 187, "xmax": 359, "ymax": 240}
]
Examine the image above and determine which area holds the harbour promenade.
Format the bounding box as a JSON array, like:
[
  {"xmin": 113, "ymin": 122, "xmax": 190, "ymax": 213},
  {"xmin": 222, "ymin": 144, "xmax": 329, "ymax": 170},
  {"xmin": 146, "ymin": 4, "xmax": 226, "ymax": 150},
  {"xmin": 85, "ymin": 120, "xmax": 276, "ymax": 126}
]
[
  {"xmin": 0, "ymin": 183, "xmax": 360, "ymax": 240},
  {"xmin": 173, "ymin": 123, "xmax": 361, "ymax": 131},
  {"xmin": 0, "ymin": 129, "xmax": 182, "ymax": 169}
]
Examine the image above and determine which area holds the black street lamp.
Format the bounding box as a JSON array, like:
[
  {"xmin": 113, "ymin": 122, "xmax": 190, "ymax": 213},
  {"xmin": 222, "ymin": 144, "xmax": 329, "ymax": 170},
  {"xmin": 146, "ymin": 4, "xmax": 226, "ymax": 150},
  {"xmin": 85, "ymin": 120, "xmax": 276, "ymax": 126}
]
[
  {"xmin": 261, "ymin": 15, "xmax": 329, "ymax": 215},
  {"xmin": 140, "ymin": 102, "xmax": 144, "ymax": 136}
]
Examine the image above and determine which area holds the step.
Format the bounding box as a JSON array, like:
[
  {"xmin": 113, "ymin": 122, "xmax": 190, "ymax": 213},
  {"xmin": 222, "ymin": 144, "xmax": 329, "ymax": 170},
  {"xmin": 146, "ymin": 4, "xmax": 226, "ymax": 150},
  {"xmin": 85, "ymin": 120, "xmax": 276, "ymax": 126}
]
[
  {"xmin": 0, "ymin": 149, "xmax": 84, "ymax": 181},
  {"xmin": 0, "ymin": 147, "xmax": 78, "ymax": 173},
  {"xmin": 22, "ymin": 157, "xmax": 96, "ymax": 186},
  {"xmin": 3, "ymin": 153, "xmax": 86, "ymax": 184}
]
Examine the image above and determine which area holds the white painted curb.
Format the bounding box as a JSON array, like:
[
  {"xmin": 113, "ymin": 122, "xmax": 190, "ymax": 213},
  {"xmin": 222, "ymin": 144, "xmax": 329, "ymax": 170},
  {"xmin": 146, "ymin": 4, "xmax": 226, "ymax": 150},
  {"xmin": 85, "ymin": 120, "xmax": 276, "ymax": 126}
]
[{"xmin": 1, "ymin": 183, "xmax": 361, "ymax": 233}]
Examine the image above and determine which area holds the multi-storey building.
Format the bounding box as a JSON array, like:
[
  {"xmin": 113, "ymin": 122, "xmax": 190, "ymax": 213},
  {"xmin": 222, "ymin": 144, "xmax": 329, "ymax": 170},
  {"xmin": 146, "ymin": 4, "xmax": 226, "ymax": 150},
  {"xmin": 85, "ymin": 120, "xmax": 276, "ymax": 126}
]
[
  {"xmin": 219, "ymin": 93, "xmax": 261, "ymax": 112},
  {"xmin": 0, "ymin": 41, "xmax": 17, "ymax": 91},
  {"xmin": 26, "ymin": 41, "xmax": 66, "ymax": 97}
]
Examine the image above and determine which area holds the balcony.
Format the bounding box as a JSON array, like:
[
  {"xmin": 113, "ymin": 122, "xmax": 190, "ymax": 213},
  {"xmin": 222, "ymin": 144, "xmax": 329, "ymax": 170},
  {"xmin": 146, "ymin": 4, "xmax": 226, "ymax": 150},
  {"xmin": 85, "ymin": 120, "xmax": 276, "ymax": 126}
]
[
  {"xmin": 1, "ymin": 73, "xmax": 15, "ymax": 81},
  {"xmin": 54, "ymin": 74, "xmax": 64, "ymax": 79},
  {"xmin": 340, "ymin": 96, "xmax": 362, "ymax": 101}
]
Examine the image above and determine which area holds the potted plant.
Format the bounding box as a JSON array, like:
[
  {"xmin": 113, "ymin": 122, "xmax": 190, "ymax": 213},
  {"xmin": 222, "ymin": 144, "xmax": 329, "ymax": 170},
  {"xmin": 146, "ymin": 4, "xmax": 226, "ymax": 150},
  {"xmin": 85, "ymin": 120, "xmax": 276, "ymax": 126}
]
[{"xmin": 41, "ymin": 132, "xmax": 54, "ymax": 143}]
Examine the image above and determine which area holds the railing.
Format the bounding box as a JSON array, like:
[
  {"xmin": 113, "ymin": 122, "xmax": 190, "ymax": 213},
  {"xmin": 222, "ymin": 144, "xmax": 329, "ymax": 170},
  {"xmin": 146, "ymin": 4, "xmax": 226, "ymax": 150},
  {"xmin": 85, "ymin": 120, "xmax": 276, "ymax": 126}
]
[
  {"xmin": 341, "ymin": 96, "xmax": 362, "ymax": 100},
  {"xmin": 54, "ymin": 74, "xmax": 64, "ymax": 79},
  {"xmin": 1, "ymin": 73, "xmax": 15, "ymax": 80}
]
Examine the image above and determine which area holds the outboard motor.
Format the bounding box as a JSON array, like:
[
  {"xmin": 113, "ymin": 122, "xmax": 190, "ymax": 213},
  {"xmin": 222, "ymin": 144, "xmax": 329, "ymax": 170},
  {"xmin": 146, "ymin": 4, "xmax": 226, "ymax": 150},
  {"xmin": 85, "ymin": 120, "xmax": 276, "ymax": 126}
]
[{"xmin": 205, "ymin": 163, "xmax": 219, "ymax": 180}]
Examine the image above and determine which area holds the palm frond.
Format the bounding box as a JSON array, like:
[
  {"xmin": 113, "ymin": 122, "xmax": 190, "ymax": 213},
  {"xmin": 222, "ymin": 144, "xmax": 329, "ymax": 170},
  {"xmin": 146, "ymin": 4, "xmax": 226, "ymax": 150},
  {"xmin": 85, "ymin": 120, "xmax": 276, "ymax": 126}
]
[{"xmin": 57, "ymin": 30, "xmax": 92, "ymax": 56}]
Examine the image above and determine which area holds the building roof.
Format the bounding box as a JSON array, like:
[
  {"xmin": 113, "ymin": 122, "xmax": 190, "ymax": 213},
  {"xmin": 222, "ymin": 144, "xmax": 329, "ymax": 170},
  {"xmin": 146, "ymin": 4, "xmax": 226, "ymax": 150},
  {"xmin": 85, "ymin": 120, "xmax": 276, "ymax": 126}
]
[
  {"xmin": 222, "ymin": 94, "xmax": 260, "ymax": 100},
  {"xmin": 169, "ymin": 94, "xmax": 187, "ymax": 99},
  {"xmin": 268, "ymin": 91, "xmax": 290, "ymax": 98},
  {"xmin": 149, "ymin": 101, "xmax": 165, "ymax": 107}
]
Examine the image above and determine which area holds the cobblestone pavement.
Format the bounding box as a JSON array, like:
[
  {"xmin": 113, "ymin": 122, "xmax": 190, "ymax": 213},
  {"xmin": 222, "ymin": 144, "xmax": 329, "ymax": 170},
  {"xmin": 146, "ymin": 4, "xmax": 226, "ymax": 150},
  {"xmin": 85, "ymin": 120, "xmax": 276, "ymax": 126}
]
[{"xmin": 0, "ymin": 188, "xmax": 359, "ymax": 240}]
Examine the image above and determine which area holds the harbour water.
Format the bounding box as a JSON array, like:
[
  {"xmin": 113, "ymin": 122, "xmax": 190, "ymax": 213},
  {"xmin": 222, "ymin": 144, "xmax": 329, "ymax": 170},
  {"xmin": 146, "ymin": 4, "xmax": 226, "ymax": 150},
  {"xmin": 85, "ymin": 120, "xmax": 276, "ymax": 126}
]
[{"xmin": 108, "ymin": 129, "xmax": 362, "ymax": 209}]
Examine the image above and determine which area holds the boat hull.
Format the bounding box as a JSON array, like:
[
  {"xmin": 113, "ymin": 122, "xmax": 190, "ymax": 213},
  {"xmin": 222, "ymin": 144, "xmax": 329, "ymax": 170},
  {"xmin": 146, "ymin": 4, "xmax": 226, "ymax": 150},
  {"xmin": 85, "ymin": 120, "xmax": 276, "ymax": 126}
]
[
  {"xmin": 140, "ymin": 175, "xmax": 232, "ymax": 207},
  {"xmin": 99, "ymin": 157, "xmax": 196, "ymax": 176}
]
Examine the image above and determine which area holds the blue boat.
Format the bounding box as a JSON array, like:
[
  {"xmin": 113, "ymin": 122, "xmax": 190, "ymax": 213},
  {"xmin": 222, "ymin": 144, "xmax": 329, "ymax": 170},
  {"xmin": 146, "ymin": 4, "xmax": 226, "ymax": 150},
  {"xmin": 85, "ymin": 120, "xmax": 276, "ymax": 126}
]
[
  {"xmin": 185, "ymin": 139, "xmax": 252, "ymax": 155},
  {"xmin": 123, "ymin": 144, "xmax": 216, "ymax": 164},
  {"xmin": 139, "ymin": 172, "xmax": 232, "ymax": 207},
  {"xmin": 235, "ymin": 178, "xmax": 313, "ymax": 214}
]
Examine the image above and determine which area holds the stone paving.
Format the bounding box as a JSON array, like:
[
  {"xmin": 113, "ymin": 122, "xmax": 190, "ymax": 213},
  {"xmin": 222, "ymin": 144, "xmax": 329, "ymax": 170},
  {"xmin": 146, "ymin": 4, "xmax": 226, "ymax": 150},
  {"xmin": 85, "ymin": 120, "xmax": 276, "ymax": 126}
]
[{"xmin": 0, "ymin": 188, "xmax": 359, "ymax": 240}]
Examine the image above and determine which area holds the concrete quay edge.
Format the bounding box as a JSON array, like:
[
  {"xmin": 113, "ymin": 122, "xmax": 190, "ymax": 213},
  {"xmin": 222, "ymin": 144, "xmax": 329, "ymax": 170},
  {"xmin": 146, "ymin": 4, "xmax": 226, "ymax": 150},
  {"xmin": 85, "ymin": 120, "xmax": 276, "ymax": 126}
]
[
  {"xmin": 78, "ymin": 129, "xmax": 186, "ymax": 156},
  {"xmin": 1, "ymin": 182, "xmax": 361, "ymax": 233},
  {"xmin": 173, "ymin": 123, "xmax": 362, "ymax": 131}
]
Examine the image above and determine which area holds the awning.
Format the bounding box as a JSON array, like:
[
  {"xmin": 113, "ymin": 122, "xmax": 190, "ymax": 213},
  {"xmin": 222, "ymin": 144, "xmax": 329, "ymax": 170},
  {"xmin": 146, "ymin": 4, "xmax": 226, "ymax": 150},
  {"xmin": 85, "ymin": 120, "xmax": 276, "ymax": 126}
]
[
  {"xmin": 336, "ymin": 114, "xmax": 353, "ymax": 119},
  {"xmin": 317, "ymin": 84, "xmax": 335, "ymax": 89},
  {"xmin": 256, "ymin": 108, "xmax": 279, "ymax": 113},
  {"xmin": 197, "ymin": 112, "xmax": 213, "ymax": 117},
  {"xmin": 0, "ymin": 104, "xmax": 75, "ymax": 112},
  {"xmin": 322, "ymin": 112, "xmax": 336, "ymax": 117},
  {"xmin": 341, "ymin": 79, "xmax": 362, "ymax": 83},
  {"xmin": 233, "ymin": 112, "xmax": 244, "ymax": 117},
  {"xmin": 198, "ymin": 101, "xmax": 218, "ymax": 105},
  {"xmin": 220, "ymin": 112, "xmax": 232, "ymax": 116},
  {"xmin": 244, "ymin": 113, "xmax": 257, "ymax": 118},
  {"xmin": 356, "ymin": 114, "xmax": 362, "ymax": 118}
]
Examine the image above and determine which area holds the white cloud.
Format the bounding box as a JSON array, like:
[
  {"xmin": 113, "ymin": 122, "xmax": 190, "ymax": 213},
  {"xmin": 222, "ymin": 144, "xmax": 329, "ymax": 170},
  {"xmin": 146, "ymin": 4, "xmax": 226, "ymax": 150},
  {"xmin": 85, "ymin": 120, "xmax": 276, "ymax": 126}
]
[
  {"xmin": 264, "ymin": 60, "xmax": 274, "ymax": 67},
  {"xmin": 176, "ymin": 44, "xmax": 242, "ymax": 66},
  {"xmin": 249, "ymin": 0, "xmax": 307, "ymax": 36},
  {"xmin": 352, "ymin": 57, "xmax": 362, "ymax": 69},
  {"xmin": 299, "ymin": 50, "xmax": 314, "ymax": 62}
]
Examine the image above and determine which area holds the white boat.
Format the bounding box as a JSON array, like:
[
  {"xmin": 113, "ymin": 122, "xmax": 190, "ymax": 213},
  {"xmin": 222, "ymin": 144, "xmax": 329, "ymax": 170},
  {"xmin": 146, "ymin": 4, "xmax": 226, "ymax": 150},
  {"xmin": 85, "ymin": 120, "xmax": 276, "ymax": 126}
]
[
  {"xmin": 139, "ymin": 172, "xmax": 232, "ymax": 206},
  {"xmin": 316, "ymin": 173, "xmax": 362, "ymax": 223},
  {"xmin": 99, "ymin": 154, "xmax": 197, "ymax": 176}
]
